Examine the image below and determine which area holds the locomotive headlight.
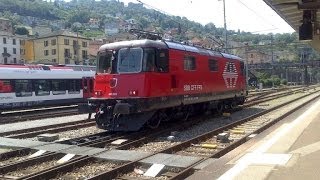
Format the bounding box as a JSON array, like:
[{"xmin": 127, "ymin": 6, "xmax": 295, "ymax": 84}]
[
  {"xmin": 128, "ymin": 90, "xmax": 138, "ymax": 96},
  {"xmin": 95, "ymin": 91, "xmax": 102, "ymax": 96}
]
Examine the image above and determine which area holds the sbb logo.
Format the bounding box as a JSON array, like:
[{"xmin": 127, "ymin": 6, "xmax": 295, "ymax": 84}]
[{"xmin": 222, "ymin": 62, "xmax": 238, "ymax": 88}]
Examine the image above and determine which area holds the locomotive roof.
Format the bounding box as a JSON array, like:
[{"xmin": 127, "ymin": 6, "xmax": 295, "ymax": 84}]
[
  {"xmin": 99, "ymin": 39, "xmax": 243, "ymax": 61},
  {"xmin": 99, "ymin": 39, "xmax": 167, "ymax": 51}
]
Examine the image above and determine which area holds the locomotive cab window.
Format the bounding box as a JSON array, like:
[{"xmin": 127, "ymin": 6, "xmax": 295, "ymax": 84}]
[
  {"xmin": 156, "ymin": 49, "xmax": 169, "ymax": 72},
  {"xmin": 15, "ymin": 80, "xmax": 32, "ymax": 97},
  {"xmin": 208, "ymin": 59, "xmax": 218, "ymax": 71},
  {"xmin": 118, "ymin": 47, "xmax": 143, "ymax": 73},
  {"xmin": 97, "ymin": 50, "xmax": 113, "ymax": 74},
  {"xmin": 184, "ymin": 56, "xmax": 196, "ymax": 71},
  {"xmin": 35, "ymin": 80, "xmax": 50, "ymax": 96},
  {"xmin": 143, "ymin": 48, "xmax": 156, "ymax": 72}
]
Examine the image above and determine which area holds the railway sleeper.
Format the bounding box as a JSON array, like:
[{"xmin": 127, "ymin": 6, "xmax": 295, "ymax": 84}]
[
  {"xmin": 0, "ymin": 151, "xmax": 59, "ymax": 176},
  {"xmin": 22, "ymin": 156, "xmax": 125, "ymax": 180}
]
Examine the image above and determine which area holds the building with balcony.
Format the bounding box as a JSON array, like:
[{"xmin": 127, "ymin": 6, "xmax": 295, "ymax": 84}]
[
  {"xmin": 0, "ymin": 31, "xmax": 21, "ymax": 64},
  {"xmin": 32, "ymin": 30, "xmax": 90, "ymax": 65}
]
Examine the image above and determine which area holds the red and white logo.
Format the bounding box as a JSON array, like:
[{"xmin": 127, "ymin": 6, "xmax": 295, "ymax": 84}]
[{"xmin": 222, "ymin": 62, "xmax": 238, "ymax": 88}]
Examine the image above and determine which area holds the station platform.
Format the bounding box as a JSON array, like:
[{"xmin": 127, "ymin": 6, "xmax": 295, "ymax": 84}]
[{"xmin": 188, "ymin": 97, "xmax": 320, "ymax": 180}]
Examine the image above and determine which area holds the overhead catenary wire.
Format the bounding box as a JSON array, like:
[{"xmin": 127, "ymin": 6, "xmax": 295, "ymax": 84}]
[
  {"xmin": 237, "ymin": 0, "xmax": 278, "ymax": 31},
  {"xmin": 135, "ymin": 0, "xmax": 184, "ymax": 29},
  {"xmin": 227, "ymin": 41, "xmax": 310, "ymax": 50}
]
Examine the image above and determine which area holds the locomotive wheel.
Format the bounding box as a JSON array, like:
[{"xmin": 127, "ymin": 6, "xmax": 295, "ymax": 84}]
[
  {"xmin": 183, "ymin": 105, "xmax": 193, "ymax": 121},
  {"xmin": 230, "ymin": 101, "xmax": 237, "ymax": 109},
  {"xmin": 147, "ymin": 114, "xmax": 161, "ymax": 129},
  {"xmin": 216, "ymin": 102, "xmax": 224, "ymax": 114}
]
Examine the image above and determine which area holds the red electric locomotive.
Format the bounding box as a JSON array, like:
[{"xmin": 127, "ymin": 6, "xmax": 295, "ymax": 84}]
[{"xmin": 86, "ymin": 30, "xmax": 247, "ymax": 131}]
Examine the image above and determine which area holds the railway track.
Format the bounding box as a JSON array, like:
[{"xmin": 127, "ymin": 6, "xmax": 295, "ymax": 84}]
[
  {"xmin": 2, "ymin": 86, "xmax": 313, "ymax": 140},
  {"xmin": 246, "ymin": 85, "xmax": 303, "ymax": 98},
  {"xmin": 168, "ymin": 92, "xmax": 320, "ymax": 179},
  {"xmin": 0, "ymin": 88, "xmax": 318, "ymax": 179},
  {"xmin": 85, "ymin": 87, "xmax": 320, "ymax": 180},
  {"xmin": 246, "ymin": 85, "xmax": 313, "ymax": 103},
  {"xmin": 244, "ymin": 86, "xmax": 311, "ymax": 107},
  {"xmin": 0, "ymin": 105, "xmax": 81, "ymax": 124},
  {"xmin": 0, "ymin": 119, "xmax": 96, "ymax": 138},
  {"xmin": 0, "ymin": 85, "xmax": 315, "ymax": 143}
]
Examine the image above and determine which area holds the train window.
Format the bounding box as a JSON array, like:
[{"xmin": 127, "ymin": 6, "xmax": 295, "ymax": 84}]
[
  {"xmin": 42, "ymin": 66, "xmax": 50, "ymax": 70},
  {"xmin": 68, "ymin": 79, "xmax": 81, "ymax": 94},
  {"xmin": 155, "ymin": 49, "xmax": 169, "ymax": 72},
  {"xmin": 208, "ymin": 59, "xmax": 218, "ymax": 71},
  {"xmin": 52, "ymin": 80, "xmax": 66, "ymax": 95},
  {"xmin": 0, "ymin": 80, "xmax": 13, "ymax": 93},
  {"xmin": 184, "ymin": 56, "xmax": 196, "ymax": 71},
  {"xmin": 118, "ymin": 47, "xmax": 143, "ymax": 73},
  {"xmin": 15, "ymin": 80, "xmax": 32, "ymax": 97},
  {"xmin": 143, "ymin": 48, "xmax": 156, "ymax": 72},
  {"xmin": 35, "ymin": 80, "xmax": 50, "ymax": 96},
  {"xmin": 97, "ymin": 51, "xmax": 113, "ymax": 73}
]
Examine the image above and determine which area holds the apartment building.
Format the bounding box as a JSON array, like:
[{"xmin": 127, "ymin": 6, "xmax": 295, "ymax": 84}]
[
  {"xmin": 0, "ymin": 31, "xmax": 21, "ymax": 64},
  {"xmin": 20, "ymin": 37, "xmax": 34, "ymax": 63},
  {"xmin": 33, "ymin": 30, "xmax": 90, "ymax": 64}
]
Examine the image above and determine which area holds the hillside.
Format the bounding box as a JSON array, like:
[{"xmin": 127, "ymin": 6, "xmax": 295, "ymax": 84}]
[{"xmin": 1, "ymin": 0, "xmax": 319, "ymax": 61}]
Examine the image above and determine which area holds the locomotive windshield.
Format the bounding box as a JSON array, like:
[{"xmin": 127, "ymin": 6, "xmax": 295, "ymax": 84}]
[
  {"xmin": 117, "ymin": 47, "xmax": 143, "ymax": 73},
  {"xmin": 97, "ymin": 51, "xmax": 113, "ymax": 73}
]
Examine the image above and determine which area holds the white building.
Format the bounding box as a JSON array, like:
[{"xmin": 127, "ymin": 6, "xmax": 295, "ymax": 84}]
[{"xmin": 0, "ymin": 31, "xmax": 21, "ymax": 64}]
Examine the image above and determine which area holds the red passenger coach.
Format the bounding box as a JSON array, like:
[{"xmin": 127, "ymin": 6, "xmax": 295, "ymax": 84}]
[{"xmin": 87, "ymin": 35, "xmax": 247, "ymax": 131}]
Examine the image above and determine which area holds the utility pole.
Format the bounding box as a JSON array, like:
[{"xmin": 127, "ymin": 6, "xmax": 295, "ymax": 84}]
[
  {"xmin": 219, "ymin": 0, "xmax": 227, "ymax": 53},
  {"xmin": 300, "ymin": 48, "xmax": 305, "ymax": 85},
  {"xmin": 223, "ymin": 0, "xmax": 227, "ymax": 53},
  {"xmin": 271, "ymin": 34, "xmax": 274, "ymax": 64},
  {"xmin": 245, "ymin": 43, "xmax": 249, "ymax": 87}
]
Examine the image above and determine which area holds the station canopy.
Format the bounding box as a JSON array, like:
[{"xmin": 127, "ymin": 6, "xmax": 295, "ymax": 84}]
[{"xmin": 264, "ymin": 0, "xmax": 320, "ymax": 50}]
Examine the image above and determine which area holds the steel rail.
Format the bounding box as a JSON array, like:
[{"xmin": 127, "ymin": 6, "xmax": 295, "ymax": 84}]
[
  {"xmin": 0, "ymin": 119, "xmax": 95, "ymax": 137},
  {"xmin": 0, "ymin": 106, "xmax": 80, "ymax": 124},
  {"xmin": 86, "ymin": 90, "xmax": 320, "ymax": 180},
  {"xmin": 2, "ymin": 89, "xmax": 318, "ymax": 180},
  {"xmin": 169, "ymin": 92, "xmax": 320, "ymax": 179}
]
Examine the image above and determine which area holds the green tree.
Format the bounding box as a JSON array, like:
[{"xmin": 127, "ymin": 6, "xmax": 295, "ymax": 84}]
[
  {"xmin": 15, "ymin": 27, "xmax": 29, "ymax": 35},
  {"xmin": 68, "ymin": 11, "xmax": 90, "ymax": 24}
]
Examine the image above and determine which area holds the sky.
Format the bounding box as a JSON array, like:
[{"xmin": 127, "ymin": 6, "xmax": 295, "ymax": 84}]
[{"xmin": 119, "ymin": 0, "xmax": 295, "ymax": 34}]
